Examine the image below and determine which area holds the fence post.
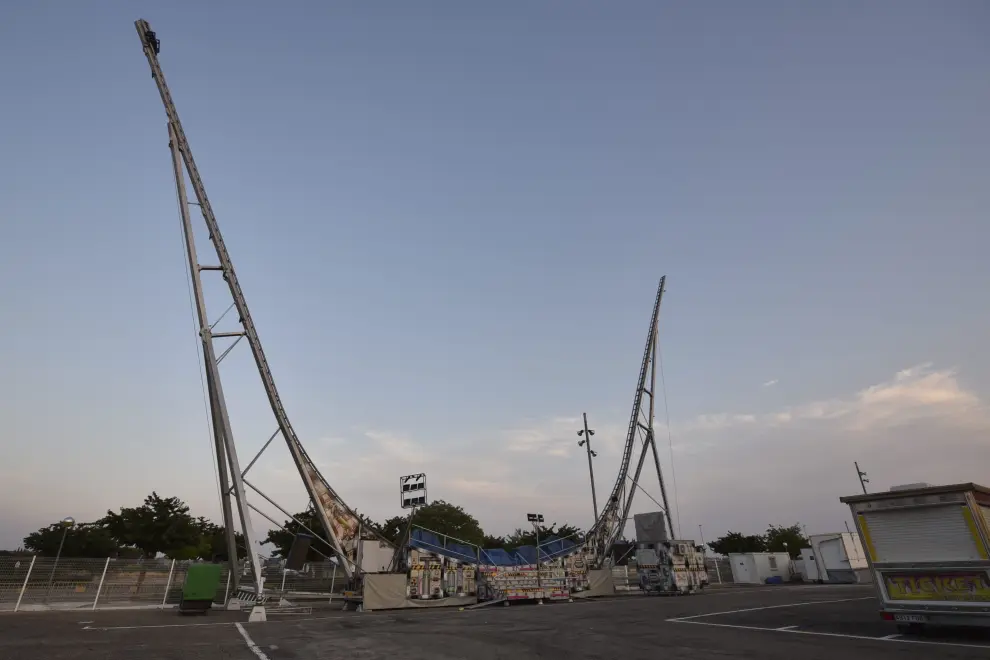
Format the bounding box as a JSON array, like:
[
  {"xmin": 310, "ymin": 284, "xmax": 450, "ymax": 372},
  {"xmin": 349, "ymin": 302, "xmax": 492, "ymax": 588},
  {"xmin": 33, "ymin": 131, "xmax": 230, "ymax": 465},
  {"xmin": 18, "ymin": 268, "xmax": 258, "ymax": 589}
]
[
  {"xmin": 329, "ymin": 566, "xmax": 336, "ymax": 603},
  {"xmin": 14, "ymin": 555, "xmax": 37, "ymax": 613},
  {"xmin": 279, "ymin": 565, "xmax": 287, "ymax": 593},
  {"xmin": 714, "ymin": 559, "xmax": 722, "ymax": 584},
  {"xmin": 92, "ymin": 558, "xmax": 111, "ymax": 610},
  {"xmin": 161, "ymin": 559, "xmax": 176, "ymax": 609},
  {"xmin": 223, "ymin": 570, "xmax": 231, "ymax": 605}
]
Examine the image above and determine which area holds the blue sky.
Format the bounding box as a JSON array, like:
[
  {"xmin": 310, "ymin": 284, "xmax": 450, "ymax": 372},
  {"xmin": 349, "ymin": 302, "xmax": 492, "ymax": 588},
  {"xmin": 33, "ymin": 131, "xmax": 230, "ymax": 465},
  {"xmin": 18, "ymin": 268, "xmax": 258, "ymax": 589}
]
[{"xmin": 2, "ymin": 1, "xmax": 989, "ymax": 551}]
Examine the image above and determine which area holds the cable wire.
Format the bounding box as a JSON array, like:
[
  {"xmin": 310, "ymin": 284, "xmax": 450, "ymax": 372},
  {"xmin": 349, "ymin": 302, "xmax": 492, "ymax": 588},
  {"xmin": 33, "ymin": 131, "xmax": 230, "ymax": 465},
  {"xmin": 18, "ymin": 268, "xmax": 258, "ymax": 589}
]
[{"xmin": 657, "ymin": 344, "xmax": 682, "ymax": 539}]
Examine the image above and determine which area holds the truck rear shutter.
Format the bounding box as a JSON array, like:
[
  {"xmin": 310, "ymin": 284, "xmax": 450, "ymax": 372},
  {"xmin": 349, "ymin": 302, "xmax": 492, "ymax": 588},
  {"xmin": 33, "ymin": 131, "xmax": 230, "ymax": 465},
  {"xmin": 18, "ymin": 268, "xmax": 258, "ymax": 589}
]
[{"xmin": 862, "ymin": 504, "xmax": 983, "ymax": 563}]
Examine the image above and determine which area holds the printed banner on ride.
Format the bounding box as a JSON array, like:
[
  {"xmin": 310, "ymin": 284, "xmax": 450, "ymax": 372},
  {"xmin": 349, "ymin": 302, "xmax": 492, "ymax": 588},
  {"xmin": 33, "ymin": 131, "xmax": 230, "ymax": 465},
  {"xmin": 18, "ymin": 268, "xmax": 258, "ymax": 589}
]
[
  {"xmin": 883, "ymin": 571, "xmax": 990, "ymax": 602},
  {"xmin": 304, "ymin": 464, "xmax": 361, "ymax": 551}
]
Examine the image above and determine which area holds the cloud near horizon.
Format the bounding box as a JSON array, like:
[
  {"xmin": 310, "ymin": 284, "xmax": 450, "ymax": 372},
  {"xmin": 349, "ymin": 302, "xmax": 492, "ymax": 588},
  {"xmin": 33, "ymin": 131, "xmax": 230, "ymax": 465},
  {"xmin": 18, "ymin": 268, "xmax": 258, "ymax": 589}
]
[{"xmin": 3, "ymin": 364, "xmax": 986, "ymax": 550}]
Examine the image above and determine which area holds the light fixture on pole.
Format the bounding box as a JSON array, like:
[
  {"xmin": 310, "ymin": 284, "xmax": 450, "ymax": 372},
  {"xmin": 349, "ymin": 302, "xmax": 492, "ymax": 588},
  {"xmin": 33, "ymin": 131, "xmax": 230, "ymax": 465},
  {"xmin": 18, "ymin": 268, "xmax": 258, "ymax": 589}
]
[
  {"xmin": 526, "ymin": 513, "xmax": 545, "ymax": 596},
  {"xmin": 577, "ymin": 413, "xmax": 599, "ymax": 525},
  {"xmin": 46, "ymin": 517, "xmax": 75, "ymax": 600},
  {"xmin": 854, "ymin": 461, "xmax": 870, "ymax": 494},
  {"xmin": 400, "ymin": 473, "xmax": 427, "ymax": 509},
  {"xmin": 389, "ymin": 474, "xmax": 428, "ymax": 572}
]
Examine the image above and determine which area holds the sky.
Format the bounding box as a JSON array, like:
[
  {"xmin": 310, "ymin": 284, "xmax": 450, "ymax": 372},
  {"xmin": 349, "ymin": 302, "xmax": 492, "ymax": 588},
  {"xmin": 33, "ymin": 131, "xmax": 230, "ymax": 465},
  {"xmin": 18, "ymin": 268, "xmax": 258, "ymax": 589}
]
[{"xmin": 1, "ymin": 1, "xmax": 989, "ymax": 553}]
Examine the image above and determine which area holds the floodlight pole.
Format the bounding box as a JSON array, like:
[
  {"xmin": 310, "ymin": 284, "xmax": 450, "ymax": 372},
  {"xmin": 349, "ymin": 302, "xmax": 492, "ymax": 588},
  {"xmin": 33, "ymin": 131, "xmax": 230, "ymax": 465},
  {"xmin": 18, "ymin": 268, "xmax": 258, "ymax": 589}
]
[
  {"xmin": 527, "ymin": 513, "xmax": 544, "ymax": 595},
  {"xmin": 854, "ymin": 461, "xmax": 869, "ymax": 494},
  {"xmin": 579, "ymin": 413, "xmax": 599, "ymax": 525},
  {"xmin": 391, "ymin": 474, "xmax": 427, "ymax": 572}
]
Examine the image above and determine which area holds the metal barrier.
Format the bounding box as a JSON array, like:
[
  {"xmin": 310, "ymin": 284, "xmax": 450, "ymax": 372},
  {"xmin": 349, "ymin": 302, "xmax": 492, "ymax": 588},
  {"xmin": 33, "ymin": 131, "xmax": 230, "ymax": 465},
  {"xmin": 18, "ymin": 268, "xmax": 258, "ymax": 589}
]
[
  {"xmin": 0, "ymin": 556, "xmax": 349, "ymax": 612},
  {"xmin": 706, "ymin": 557, "xmax": 733, "ymax": 584}
]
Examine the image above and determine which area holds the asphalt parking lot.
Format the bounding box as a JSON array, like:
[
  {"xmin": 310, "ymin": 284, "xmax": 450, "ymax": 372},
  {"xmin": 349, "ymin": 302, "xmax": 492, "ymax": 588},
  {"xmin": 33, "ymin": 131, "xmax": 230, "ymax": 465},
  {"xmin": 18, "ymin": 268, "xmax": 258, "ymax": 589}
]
[{"xmin": 1, "ymin": 584, "xmax": 987, "ymax": 659}]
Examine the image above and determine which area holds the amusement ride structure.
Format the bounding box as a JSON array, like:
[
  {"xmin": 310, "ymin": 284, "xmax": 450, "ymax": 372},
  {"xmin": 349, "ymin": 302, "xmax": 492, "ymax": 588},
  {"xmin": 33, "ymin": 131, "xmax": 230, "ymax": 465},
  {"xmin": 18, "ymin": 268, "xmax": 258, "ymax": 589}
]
[{"xmin": 134, "ymin": 18, "xmax": 677, "ymax": 612}]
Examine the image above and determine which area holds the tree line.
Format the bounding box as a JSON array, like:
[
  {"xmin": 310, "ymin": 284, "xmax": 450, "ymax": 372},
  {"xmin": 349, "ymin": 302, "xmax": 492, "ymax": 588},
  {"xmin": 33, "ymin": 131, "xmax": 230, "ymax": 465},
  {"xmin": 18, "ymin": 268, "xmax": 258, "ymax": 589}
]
[
  {"xmin": 706, "ymin": 524, "xmax": 809, "ymax": 559},
  {"xmin": 13, "ymin": 493, "xmax": 585, "ymax": 562},
  {"xmin": 13, "ymin": 491, "xmax": 810, "ymax": 562}
]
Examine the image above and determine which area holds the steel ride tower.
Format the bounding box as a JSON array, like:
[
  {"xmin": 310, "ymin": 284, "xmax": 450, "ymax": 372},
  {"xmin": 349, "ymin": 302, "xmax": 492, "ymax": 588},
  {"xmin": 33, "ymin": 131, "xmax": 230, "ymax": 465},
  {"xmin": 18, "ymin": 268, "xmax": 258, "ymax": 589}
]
[{"xmin": 134, "ymin": 20, "xmax": 388, "ymax": 611}]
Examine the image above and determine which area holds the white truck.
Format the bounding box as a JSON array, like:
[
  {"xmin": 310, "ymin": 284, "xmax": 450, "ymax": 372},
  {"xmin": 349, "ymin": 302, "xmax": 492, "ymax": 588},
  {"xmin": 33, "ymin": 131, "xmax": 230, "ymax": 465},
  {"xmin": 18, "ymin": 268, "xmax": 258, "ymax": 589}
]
[{"xmin": 840, "ymin": 482, "xmax": 990, "ymax": 632}]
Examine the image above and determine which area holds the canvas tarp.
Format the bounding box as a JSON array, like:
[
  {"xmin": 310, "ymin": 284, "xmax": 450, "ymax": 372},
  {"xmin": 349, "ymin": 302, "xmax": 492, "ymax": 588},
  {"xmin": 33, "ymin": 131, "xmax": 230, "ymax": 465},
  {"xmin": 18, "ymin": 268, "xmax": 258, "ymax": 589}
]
[
  {"xmin": 571, "ymin": 569, "xmax": 615, "ymax": 599},
  {"xmin": 362, "ymin": 574, "xmax": 476, "ymax": 611}
]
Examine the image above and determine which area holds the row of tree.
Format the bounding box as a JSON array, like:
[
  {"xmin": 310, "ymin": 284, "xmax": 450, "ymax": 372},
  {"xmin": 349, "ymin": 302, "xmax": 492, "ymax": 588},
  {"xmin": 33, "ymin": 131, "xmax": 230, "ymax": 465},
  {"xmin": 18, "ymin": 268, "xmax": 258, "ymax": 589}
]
[
  {"xmin": 706, "ymin": 524, "xmax": 809, "ymax": 559},
  {"xmin": 259, "ymin": 499, "xmax": 584, "ymax": 562},
  {"xmin": 16, "ymin": 494, "xmax": 585, "ymax": 561},
  {"xmin": 16, "ymin": 491, "xmax": 810, "ymax": 562},
  {"xmin": 21, "ymin": 493, "xmax": 247, "ymax": 560}
]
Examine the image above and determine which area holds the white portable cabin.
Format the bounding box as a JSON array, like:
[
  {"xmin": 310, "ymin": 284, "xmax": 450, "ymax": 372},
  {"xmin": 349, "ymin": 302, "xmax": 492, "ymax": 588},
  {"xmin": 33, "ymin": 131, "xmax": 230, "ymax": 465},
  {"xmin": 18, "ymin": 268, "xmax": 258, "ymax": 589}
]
[
  {"xmin": 728, "ymin": 552, "xmax": 792, "ymax": 584},
  {"xmin": 840, "ymin": 482, "xmax": 990, "ymax": 630},
  {"xmin": 358, "ymin": 539, "xmax": 395, "ymax": 573},
  {"xmin": 799, "ymin": 533, "xmax": 869, "ymax": 583}
]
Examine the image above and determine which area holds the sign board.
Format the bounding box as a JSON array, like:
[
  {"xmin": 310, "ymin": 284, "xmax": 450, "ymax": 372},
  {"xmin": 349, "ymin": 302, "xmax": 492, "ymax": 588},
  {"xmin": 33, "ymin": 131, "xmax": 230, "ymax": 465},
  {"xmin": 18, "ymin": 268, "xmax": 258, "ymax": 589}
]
[
  {"xmin": 285, "ymin": 533, "xmax": 314, "ymax": 571},
  {"xmin": 400, "ymin": 473, "xmax": 427, "ymax": 509},
  {"xmin": 883, "ymin": 571, "xmax": 990, "ymax": 602}
]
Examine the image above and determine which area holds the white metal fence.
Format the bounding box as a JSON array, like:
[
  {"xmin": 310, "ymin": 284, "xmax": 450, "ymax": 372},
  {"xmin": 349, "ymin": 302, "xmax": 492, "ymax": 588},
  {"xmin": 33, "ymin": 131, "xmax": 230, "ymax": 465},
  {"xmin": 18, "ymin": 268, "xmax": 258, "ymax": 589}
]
[
  {"xmin": 1, "ymin": 554, "xmax": 735, "ymax": 610},
  {"xmin": 0, "ymin": 556, "xmax": 347, "ymax": 612}
]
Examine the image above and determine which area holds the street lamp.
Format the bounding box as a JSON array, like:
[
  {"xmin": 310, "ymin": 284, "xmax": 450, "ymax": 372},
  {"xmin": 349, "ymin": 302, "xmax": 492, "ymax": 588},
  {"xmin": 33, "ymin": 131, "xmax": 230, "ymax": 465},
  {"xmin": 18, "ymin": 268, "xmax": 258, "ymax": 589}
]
[
  {"xmin": 46, "ymin": 517, "xmax": 75, "ymax": 600},
  {"xmin": 527, "ymin": 513, "xmax": 544, "ymax": 596},
  {"xmin": 854, "ymin": 461, "xmax": 870, "ymax": 494},
  {"xmin": 577, "ymin": 413, "xmax": 599, "ymax": 524}
]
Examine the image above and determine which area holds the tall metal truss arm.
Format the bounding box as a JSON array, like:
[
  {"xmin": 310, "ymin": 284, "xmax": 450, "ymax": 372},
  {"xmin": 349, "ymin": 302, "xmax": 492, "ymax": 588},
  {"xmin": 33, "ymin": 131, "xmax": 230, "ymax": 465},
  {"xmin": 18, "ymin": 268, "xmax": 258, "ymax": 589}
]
[
  {"xmin": 585, "ymin": 276, "xmax": 670, "ymax": 564},
  {"xmin": 169, "ymin": 122, "xmax": 262, "ymax": 594},
  {"xmin": 135, "ymin": 20, "xmax": 355, "ymax": 577}
]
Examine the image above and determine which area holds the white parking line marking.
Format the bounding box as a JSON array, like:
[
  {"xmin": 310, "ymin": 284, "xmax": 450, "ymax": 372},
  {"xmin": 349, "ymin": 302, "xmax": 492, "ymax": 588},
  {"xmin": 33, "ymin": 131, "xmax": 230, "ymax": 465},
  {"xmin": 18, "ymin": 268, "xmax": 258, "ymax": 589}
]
[
  {"xmin": 776, "ymin": 625, "xmax": 798, "ymax": 630},
  {"xmin": 235, "ymin": 622, "xmax": 270, "ymax": 660},
  {"xmin": 667, "ymin": 596, "xmax": 875, "ymax": 621},
  {"xmin": 670, "ymin": 619, "xmax": 990, "ymax": 650},
  {"xmin": 881, "ymin": 634, "xmax": 901, "ymax": 640},
  {"xmin": 83, "ymin": 621, "xmax": 237, "ymax": 630},
  {"xmin": 82, "ymin": 613, "xmax": 357, "ymax": 630}
]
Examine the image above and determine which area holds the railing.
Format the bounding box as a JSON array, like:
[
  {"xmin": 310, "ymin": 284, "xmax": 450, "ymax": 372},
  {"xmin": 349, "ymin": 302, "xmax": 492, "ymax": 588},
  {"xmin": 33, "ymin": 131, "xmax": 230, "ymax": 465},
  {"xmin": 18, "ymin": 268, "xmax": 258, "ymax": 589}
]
[
  {"xmin": 706, "ymin": 557, "xmax": 733, "ymax": 584},
  {"xmin": 0, "ymin": 556, "xmax": 348, "ymax": 612}
]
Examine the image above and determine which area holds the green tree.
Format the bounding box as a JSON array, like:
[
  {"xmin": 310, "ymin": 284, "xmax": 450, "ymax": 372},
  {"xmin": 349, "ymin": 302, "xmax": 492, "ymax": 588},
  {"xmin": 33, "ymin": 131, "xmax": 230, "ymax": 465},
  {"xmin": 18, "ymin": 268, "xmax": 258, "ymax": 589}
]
[
  {"xmin": 407, "ymin": 500, "xmax": 485, "ymax": 546},
  {"xmin": 99, "ymin": 492, "xmax": 203, "ymax": 558},
  {"xmin": 378, "ymin": 515, "xmax": 410, "ymax": 546},
  {"xmin": 262, "ymin": 506, "xmax": 336, "ymax": 562},
  {"xmin": 554, "ymin": 524, "xmax": 584, "ymax": 542},
  {"xmin": 196, "ymin": 519, "xmax": 247, "ymax": 560},
  {"xmin": 504, "ymin": 523, "xmax": 582, "ymax": 548},
  {"xmin": 481, "ymin": 533, "xmax": 507, "ymax": 549},
  {"xmin": 708, "ymin": 531, "xmax": 767, "ymax": 556},
  {"xmin": 764, "ymin": 524, "xmax": 808, "ymax": 558},
  {"xmin": 23, "ymin": 522, "xmax": 120, "ymax": 557}
]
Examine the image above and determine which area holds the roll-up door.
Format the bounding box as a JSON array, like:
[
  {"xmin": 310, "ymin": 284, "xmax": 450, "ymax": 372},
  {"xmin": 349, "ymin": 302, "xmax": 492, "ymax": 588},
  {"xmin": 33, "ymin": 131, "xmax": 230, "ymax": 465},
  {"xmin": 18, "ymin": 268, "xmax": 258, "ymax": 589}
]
[{"xmin": 862, "ymin": 505, "xmax": 982, "ymax": 562}]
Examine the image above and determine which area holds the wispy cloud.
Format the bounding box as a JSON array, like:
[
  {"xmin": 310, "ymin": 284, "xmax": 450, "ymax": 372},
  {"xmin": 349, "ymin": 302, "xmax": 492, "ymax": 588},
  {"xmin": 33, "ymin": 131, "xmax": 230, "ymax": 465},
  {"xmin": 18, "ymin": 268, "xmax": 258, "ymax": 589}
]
[
  {"xmin": 762, "ymin": 379, "xmax": 779, "ymax": 387},
  {"xmin": 682, "ymin": 364, "xmax": 985, "ymax": 435}
]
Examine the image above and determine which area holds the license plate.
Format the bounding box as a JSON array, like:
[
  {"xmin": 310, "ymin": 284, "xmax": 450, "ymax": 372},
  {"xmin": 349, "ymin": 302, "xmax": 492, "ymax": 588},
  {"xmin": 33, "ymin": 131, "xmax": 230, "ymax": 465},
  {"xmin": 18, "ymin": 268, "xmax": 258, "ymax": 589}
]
[{"xmin": 893, "ymin": 614, "xmax": 927, "ymax": 623}]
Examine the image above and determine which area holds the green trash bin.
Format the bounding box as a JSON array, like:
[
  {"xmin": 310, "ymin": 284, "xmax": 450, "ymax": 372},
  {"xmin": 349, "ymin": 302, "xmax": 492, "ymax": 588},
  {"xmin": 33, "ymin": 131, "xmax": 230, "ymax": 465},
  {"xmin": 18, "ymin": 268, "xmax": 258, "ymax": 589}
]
[{"xmin": 179, "ymin": 563, "xmax": 223, "ymax": 614}]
